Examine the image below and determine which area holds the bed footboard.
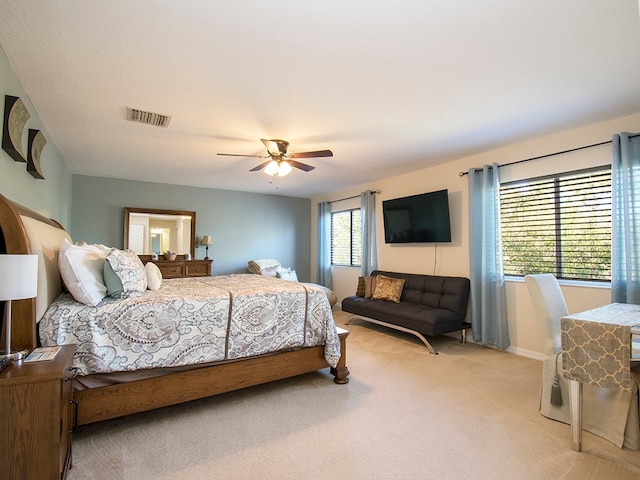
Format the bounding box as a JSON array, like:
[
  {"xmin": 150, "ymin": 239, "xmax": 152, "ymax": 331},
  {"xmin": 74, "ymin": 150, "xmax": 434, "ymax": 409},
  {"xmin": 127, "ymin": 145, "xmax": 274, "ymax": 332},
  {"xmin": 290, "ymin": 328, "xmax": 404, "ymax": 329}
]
[{"xmin": 74, "ymin": 328, "xmax": 349, "ymax": 425}]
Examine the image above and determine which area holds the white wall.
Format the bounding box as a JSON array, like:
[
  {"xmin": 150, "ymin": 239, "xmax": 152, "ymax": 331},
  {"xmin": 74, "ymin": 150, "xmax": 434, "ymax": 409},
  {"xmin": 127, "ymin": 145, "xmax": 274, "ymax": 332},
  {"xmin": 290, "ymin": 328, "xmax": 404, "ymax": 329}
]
[{"xmin": 312, "ymin": 112, "xmax": 640, "ymax": 359}]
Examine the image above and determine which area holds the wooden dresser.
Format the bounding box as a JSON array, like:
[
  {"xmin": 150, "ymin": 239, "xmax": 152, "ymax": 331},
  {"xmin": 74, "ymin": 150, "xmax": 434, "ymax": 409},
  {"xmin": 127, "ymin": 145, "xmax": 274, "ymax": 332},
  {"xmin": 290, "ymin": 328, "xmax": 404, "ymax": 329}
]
[
  {"xmin": 0, "ymin": 345, "xmax": 76, "ymax": 480},
  {"xmin": 142, "ymin": 256, "xmax": 212, "ymax": 279}
]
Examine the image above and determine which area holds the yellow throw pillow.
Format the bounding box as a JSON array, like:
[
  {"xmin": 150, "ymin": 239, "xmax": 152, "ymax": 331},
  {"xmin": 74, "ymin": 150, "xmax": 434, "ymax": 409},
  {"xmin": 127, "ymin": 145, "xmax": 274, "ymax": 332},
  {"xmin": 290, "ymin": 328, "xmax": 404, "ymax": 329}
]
[
  {"xmin": 364, "ymin": 276, "xmax": 377, "ymax": 298},
  {"xmin": 372, "ymin": 275, "xmax": 405, "ymax": 303}
]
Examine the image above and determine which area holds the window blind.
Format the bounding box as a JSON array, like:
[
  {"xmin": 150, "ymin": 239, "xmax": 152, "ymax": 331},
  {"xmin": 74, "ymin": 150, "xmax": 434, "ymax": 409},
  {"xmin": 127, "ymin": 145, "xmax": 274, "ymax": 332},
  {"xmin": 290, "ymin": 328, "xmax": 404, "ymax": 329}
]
[
  {"xmin": 500, "ymin": 167, "xmax": 611, "ymax": 281},
  {"xmin": 331, "ymin": 209, "xmax": 362, "ymax": 266}
]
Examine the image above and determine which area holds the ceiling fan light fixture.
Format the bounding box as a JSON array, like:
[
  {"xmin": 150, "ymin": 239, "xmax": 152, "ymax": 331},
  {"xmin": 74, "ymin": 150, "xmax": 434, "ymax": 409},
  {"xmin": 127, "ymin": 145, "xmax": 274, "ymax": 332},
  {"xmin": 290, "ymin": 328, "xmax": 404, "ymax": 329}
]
[
  {"xmin": 277, "ymin": 161, "xmax": 292, "ymax": 177},
  {"xmin": 219, "ymin": 138, "xmax": 332, "ymax": 176},
  {"xmin": 263, "ymin": 160, "xmax": 292, "ymax": 177},
  {"xmin": 264, "ymin": 160, "xmax": 280, "ymax": 176}
]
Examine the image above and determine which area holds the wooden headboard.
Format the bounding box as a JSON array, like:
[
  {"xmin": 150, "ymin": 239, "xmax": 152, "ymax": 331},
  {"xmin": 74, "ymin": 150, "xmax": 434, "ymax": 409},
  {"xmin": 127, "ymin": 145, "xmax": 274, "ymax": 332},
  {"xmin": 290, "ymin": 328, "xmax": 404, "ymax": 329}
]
[{"xmin": 0, "ymin": 194, "xmax": 70, "ymax": 350}]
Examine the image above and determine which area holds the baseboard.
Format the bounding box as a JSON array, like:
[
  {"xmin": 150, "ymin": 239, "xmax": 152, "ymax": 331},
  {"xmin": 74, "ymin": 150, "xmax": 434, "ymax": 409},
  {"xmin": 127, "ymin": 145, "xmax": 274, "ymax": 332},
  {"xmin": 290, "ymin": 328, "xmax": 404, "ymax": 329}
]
[{"xmin": 504, "ymin": 346, "xmax": 545, "ymax": 361}]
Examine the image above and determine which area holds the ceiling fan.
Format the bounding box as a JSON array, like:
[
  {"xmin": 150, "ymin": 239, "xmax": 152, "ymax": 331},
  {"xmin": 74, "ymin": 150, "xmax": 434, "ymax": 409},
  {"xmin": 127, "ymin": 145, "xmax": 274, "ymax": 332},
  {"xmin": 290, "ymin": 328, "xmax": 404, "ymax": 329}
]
[{"xmin": 217, "ymin": 139, "xmax": 333, "ymax": 176}]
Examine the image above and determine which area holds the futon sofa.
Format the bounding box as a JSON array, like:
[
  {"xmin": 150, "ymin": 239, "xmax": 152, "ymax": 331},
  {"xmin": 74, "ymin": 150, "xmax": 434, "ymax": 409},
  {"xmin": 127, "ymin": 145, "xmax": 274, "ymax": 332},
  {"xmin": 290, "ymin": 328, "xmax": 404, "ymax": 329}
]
[{"xmin": 341, "ymin": 270, "xmax": 471, "ymax": 354}]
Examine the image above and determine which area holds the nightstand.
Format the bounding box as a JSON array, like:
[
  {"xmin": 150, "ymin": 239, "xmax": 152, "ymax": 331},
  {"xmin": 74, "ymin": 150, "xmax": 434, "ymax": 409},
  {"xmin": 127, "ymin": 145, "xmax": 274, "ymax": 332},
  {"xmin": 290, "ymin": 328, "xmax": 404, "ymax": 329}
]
[{"xmin": 0, "ymin": 344, "xmax": 76, "ymax": 480}]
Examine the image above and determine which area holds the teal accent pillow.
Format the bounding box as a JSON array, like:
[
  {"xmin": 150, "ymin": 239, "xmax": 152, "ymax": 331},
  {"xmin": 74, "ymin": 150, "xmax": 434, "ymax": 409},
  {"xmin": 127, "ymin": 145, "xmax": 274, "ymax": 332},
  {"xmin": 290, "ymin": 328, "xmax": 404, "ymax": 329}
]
[{"xmin": 103, "ymin": 259, "xmax": 124, "ymax": 298}]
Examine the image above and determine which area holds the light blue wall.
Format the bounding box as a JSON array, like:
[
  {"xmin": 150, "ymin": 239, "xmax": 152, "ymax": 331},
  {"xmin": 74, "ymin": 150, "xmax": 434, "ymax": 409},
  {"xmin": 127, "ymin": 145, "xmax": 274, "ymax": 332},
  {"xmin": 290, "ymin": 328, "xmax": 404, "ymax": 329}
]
[
  {"xmin": 71, "ymin": 175, "xmax": 312, "ymax": 280},
  {"xmin": 0, "ymin": 45, "xmax": 72, "ymax": 225}
]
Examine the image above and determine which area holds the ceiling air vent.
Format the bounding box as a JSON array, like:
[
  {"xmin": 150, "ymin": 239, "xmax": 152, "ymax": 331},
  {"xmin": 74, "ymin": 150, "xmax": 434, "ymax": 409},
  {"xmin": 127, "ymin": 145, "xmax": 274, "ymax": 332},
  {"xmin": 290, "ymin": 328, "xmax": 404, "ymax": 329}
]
[{"xmin": 126, "ymin": 107, "xmax": 171, "ymax": 128}]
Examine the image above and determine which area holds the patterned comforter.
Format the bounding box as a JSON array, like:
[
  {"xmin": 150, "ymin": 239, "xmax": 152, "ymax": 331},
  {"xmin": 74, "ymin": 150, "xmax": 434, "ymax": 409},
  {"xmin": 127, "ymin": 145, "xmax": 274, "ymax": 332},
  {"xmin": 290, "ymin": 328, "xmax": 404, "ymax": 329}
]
[{"xmin": 39, "ymin": 274, "xmax": 340, "ymax": 375}]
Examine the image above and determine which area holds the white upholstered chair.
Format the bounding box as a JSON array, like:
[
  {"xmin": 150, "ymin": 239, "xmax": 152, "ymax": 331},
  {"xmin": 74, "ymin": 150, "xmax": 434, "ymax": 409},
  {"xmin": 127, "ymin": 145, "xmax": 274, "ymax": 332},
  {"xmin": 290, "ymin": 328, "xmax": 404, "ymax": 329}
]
[{"xmin": 524, "ymin": 273, "xmax": 640, "ymax": 449}]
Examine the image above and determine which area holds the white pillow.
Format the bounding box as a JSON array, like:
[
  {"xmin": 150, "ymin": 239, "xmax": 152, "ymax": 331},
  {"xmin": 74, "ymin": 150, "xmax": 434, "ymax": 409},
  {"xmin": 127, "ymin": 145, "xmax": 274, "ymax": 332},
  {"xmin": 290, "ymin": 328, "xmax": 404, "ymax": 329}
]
[
  {"xmin": 145, "ymin": 262, "xmax": 163, "ymax": 290},
  {"xmin": 105, "ymin": 248, "xmax": 147, "ymax": 297},
  {"xmin": 75, "ymin": 241, "xmax": 111, "ymax": 255},
  {"xmin": 58, "ymin": 238, "xmax": 108, "ymax": 306},
  {"xmin": 276, "ymin": 269, "xmax": 298, "ymax": 282}
]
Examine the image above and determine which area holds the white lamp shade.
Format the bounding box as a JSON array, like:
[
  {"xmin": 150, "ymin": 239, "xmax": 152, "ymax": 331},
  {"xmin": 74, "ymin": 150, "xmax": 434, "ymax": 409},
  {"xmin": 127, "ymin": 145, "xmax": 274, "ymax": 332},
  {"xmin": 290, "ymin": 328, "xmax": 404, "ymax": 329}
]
[
  {"xmin": 0, "ymin": 254, "xmax": 38, "ymax": 300},
  {"xmin": 201, "ymin": 236, "xmax": 213, "ymax": 246}
]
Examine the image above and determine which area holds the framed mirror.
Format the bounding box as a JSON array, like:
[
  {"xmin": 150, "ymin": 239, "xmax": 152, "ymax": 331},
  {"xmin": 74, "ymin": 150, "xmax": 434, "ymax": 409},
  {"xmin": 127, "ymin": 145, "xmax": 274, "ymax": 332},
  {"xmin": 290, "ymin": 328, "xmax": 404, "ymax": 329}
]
[{"xmin": 124, "ymin": 207, "xmax": 196, "ymax": 257}]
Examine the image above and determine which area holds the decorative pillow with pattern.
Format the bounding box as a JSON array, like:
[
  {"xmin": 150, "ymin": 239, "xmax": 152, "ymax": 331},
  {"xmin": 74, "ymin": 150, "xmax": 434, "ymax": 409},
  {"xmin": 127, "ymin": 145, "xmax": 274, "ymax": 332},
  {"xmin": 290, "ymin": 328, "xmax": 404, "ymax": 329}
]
[
  {"xmin": 356, "ymin": 276, "xmax": 366, "ymax": 296},
  {"xmin": 372, "ymin": 275, "xmax": 405, "ymax": 303},
  {"xmin": 105, "ymin": 248, "xmax": 147, "ymax": 297}
]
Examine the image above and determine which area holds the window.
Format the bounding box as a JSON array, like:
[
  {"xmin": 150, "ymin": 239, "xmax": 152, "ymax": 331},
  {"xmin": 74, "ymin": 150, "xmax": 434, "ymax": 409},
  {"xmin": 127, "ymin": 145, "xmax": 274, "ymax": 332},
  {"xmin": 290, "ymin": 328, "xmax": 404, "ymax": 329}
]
[
  {"xmin": 500, "ymin": 166, "xmax": 611, "ymax": 281},
  {"xmin": 331, "ymin": 209, "xmax": 362, "ymax": 266}
]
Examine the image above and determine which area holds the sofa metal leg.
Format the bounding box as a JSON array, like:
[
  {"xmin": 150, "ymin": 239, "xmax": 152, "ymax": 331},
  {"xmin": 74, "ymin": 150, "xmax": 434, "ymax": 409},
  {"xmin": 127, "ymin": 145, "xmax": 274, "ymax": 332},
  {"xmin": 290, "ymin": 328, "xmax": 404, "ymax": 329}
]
[
  {"xmin": 344, "ymin": 315, "xmax": 438, "ymax": 355},
  {"xmin": 461, "ymin": 328, "xmax": 467, "ymax": 344}
]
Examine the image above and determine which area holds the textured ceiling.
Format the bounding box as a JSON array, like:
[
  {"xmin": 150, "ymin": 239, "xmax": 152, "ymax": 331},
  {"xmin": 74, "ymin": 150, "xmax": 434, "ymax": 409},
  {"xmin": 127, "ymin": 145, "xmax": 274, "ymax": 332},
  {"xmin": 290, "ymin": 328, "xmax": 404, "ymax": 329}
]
[{"xmin": 1, "ymin": 1, "xmax": 639, "ymax": 198}]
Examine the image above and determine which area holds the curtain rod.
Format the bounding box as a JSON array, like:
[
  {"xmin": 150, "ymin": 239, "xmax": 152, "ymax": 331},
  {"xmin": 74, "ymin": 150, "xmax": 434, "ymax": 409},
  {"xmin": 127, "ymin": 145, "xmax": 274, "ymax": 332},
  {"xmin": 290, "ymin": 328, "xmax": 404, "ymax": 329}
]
[
  {"xmin": 328, "ymin": 189, "xmax": 380, "ymax": 204},
  {"xmin": 458, "ymin": 139, "xmax": 613, "ymax": 176}
]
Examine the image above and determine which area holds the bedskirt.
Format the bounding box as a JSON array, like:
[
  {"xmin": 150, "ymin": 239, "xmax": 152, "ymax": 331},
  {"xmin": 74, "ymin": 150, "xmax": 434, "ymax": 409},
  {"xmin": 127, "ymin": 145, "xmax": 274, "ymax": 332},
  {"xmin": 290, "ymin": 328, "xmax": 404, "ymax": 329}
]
[{"xmin": 39, "ymin": 274, "xmax": 340, "ymax": 375}]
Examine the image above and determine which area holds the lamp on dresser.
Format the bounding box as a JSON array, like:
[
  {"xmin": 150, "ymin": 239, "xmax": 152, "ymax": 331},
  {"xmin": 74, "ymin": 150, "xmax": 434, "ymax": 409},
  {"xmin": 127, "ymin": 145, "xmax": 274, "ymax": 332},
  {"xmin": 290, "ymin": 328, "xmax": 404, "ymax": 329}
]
[
  {"xmin": 201, "ymin": 235, "xmax": 213, "ymax": 260},
  {"xmin": 0, "ymin": 254, "xmax": 38, "ymax": 361}
]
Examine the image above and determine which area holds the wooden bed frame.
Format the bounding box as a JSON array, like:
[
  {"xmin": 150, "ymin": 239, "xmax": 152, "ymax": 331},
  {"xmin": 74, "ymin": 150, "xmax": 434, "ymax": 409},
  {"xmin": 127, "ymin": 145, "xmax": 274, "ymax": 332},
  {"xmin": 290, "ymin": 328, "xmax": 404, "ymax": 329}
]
[{"xmin": 0, "ymin": 194, "xmax": 349, "ymax": 425}]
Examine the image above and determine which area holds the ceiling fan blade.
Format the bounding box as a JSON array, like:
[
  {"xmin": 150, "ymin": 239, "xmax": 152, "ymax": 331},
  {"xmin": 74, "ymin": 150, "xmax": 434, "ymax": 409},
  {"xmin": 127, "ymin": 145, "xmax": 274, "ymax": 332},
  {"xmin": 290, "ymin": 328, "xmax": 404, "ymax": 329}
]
[
  {"xmin": 249, "ymin": 160, "xmax": 272, "ymax": 172},
  {"xmin": 217, "ymin": 153, "xmax": 267, "ymax": 158},
  {"xmin": 288, "ymin": 160, "xmax": 315, "ymax": 172},
  {"xmin": 290, "ymin": 149, "xmax": 333, "ymax": 159}
]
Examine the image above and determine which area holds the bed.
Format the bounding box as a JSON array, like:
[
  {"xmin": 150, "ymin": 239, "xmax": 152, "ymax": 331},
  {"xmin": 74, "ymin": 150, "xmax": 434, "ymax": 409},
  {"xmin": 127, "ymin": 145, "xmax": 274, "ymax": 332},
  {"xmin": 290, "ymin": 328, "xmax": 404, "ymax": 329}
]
[{"xmin": 0, "ymin": 194, "xmax": 349, "ymax": 426}]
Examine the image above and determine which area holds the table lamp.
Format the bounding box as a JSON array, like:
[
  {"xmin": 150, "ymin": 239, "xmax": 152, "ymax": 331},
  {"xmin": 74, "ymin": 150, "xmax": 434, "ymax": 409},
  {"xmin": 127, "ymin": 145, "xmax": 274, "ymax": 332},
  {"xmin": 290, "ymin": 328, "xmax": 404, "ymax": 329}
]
[
  {"xmin": 201, "ymin": 235, "xmax": 213, "ymax": 260},
  {"xmin": 0, "ymin": 254, "xmax": 38, "ymax": 360}
]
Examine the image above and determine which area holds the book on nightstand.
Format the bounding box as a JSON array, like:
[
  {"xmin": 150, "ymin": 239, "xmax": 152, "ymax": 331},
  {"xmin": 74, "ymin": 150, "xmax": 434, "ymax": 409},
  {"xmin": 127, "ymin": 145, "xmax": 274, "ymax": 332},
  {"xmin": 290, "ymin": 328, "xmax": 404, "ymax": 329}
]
[{"xmin": 23, "ymin": 346, "xmax": 62, "ymax": 362}]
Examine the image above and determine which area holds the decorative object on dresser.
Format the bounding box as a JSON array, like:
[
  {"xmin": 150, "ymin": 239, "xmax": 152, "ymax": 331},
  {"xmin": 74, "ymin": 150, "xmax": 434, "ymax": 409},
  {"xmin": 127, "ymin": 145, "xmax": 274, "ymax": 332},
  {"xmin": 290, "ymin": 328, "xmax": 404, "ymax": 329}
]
[
  {"xmin": 0, "ymin": 344, "xmax": 76, "ymax": 480},
  {"xmin": 201, "ymin": 235, "xmax": 213, "ymax": 260},
  {"xmin": 0, "ymin": 254, "xmax": 38, "ymax": 360}
]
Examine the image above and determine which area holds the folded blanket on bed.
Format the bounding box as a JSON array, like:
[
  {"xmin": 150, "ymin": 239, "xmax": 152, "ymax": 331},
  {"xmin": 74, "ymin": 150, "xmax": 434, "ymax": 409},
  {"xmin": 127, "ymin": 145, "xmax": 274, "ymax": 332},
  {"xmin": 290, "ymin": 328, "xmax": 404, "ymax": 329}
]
[
  {"xmin": 39, "ymin": 274, "xmax": 340, "ymax": 375},
  {"xmin": 247, "ymin": 259, "xmax": 281, "ymax": 276}
]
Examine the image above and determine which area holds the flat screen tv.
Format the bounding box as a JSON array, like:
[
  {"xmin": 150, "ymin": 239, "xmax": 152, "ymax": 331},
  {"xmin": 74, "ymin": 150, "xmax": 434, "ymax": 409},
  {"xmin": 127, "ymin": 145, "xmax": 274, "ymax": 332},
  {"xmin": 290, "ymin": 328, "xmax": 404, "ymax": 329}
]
[{"xmin": 382, "ymin": 189, "xmax": 451, "ymax": 243}]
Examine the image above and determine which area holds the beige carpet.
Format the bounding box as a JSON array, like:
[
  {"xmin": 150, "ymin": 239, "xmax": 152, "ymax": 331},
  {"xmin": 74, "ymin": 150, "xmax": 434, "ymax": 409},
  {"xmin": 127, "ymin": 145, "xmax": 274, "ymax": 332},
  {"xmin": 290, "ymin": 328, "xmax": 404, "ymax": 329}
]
[{"xmin": 67, "ymin": 311, "xmax": 640, "ymax": 480}]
